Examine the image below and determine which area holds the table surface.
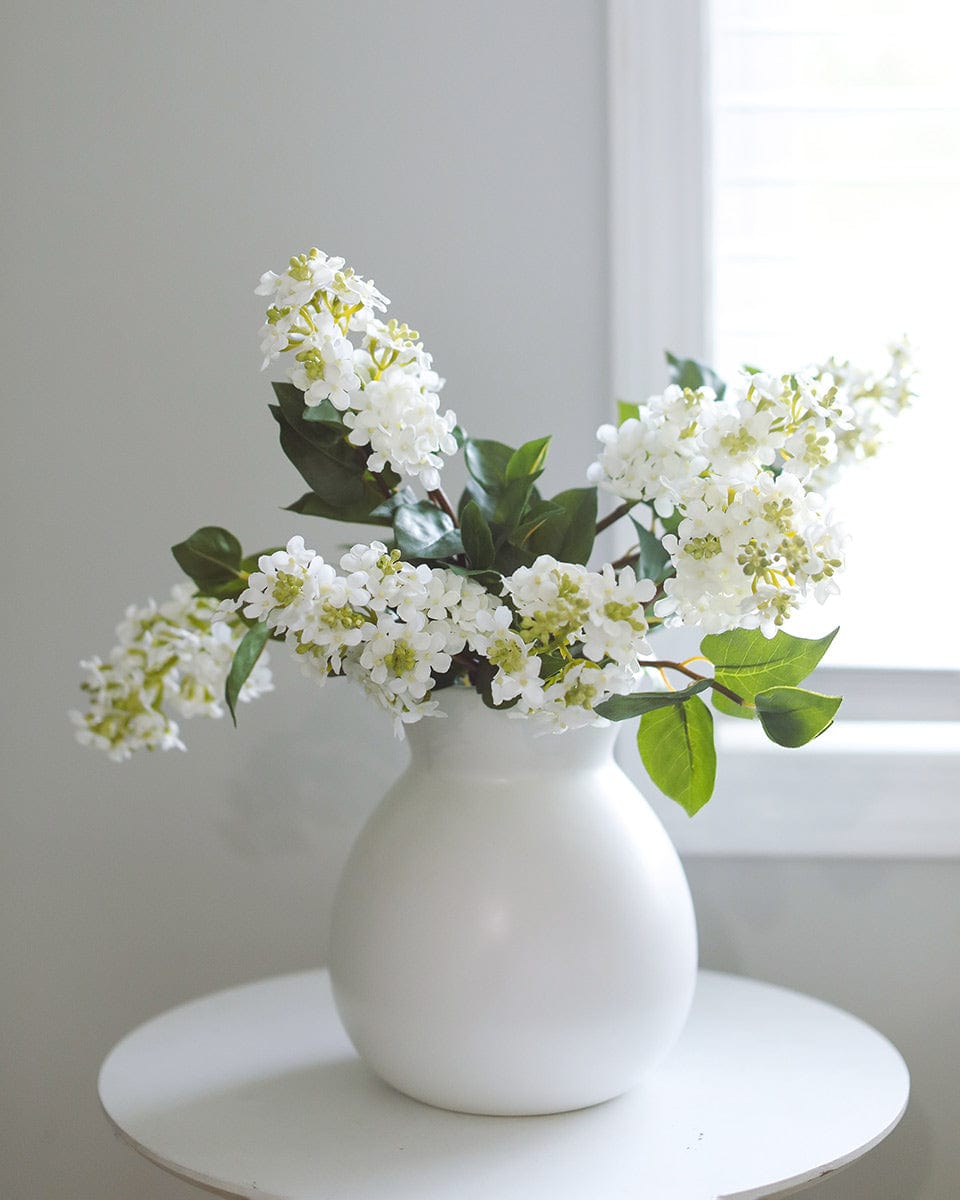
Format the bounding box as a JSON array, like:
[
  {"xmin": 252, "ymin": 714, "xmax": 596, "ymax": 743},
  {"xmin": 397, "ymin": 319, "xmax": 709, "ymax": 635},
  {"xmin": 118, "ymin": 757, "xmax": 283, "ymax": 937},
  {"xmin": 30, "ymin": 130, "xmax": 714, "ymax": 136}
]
[{"xmin": 98, "ymin": 969, "xmax": 909, "ymax": 1200}]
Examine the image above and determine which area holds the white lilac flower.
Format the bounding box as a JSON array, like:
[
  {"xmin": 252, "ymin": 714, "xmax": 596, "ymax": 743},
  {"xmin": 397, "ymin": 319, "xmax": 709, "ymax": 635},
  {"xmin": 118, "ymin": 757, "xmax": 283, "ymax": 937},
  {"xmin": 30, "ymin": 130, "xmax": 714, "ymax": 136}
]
[
  {"xmin": 525, "ymin": 663, "xmax": 630, "ymax": 733},
  {"xmin": 255, "ymin": 248, "xmax": 344, "ymax": 312},
  {"xmin": 349, "ymin": 615, "xmax": 453, "ymax": 732},
  {"xmin": 445, "ymin": 575, "xmax": 503, "ymax": 642},
  {"xmin": 502, "ymin": 556, "xmax": 591, "ymax": 647},
  {"xmin": 654, "ymin": 473, "xmax": 845, "ymax": 636},
  {"xmin": 810, "ymin": 339, "xmax": 916, "ymax": 487},
  {"xmin": 342, "ymin": 656, "xmax": 441, "ymax": 732},
  {"xmin": 358, "ymin": 318, "xmax": 435, "ymax": 380},
  {"xmin": 467, "ymin": 607, "xmax": 545, "ymax": 708},
  {"xmin": 240, "ymin": 537, "xmax": 372, "ymax": 666},
  {"xmin": 338, "ymin": 543, "xmax": 432, "ymax": 621},
  {"xmin": 588, "ymin": 385, "xmax": 714, "ymax": 516},
  {"xmin": 72, "ymin": 585, "xmax": 273, "ymax": 760},
  {"xmin": 343, "ymin": 367, "xmax": 458, "ymax": 491},
  {"xmin": 288, "ymin": 331, "xmax": 361, "ymax": 409},
  {"xmin": 327, "ymin": 267, "xmax": 390, "ymax": 330},
  {"xmin": 239, "ymin": 536, "xmax": 323, "ymax": 633},
  {"xmin": 581, "ymin": 564, "xmax": 655, "ymax": 668}
]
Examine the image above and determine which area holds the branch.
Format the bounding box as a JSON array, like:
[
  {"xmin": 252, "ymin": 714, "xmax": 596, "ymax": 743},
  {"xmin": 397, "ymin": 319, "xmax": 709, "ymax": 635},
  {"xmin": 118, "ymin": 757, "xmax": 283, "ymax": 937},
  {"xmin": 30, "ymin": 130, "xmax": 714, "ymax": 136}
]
[
  {"xmin": 427, "ymin": 488, "xmax": 459, "ymax": 528},
  {"xmin": 595, "ymin": 499, "xmax": 637, "ymax": 535},
  {"xmin": 645, "ymin": 660, "xmax": 745, "ymax": 707},
  {"xmin": 611, "ymin": 547, "xmax": 639, "ymax": 571}
]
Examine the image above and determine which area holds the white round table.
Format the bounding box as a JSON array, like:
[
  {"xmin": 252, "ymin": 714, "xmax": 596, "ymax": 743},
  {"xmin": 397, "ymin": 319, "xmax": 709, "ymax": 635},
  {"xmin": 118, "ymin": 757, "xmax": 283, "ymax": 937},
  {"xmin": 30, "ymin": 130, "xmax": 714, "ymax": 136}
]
[{"xmin": 99, "ymin": 970, "xmax": 908, "ymax": 1200}]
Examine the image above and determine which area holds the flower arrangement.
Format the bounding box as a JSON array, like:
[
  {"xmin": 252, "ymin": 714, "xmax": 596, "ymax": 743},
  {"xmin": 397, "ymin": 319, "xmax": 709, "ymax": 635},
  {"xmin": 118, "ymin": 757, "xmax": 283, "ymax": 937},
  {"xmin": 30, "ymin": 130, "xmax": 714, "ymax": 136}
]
[{"xmin": 73, "ymin": 248, "xmax": 914, "ymax": 814}]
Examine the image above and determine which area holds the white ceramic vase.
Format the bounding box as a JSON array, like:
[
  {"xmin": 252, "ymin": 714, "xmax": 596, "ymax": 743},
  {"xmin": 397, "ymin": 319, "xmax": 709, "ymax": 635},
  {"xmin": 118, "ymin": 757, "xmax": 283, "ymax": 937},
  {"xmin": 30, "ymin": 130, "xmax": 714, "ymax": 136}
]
[{"xmin": 328, "ymin": 687, "xmax": 698, "ymax": 1116}]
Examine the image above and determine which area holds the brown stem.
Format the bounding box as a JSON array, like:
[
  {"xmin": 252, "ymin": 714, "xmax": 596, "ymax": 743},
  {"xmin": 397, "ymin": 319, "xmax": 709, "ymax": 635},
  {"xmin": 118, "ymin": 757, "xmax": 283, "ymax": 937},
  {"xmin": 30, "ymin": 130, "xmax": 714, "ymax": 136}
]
[
  {"xmin": 645, "ymin": 660, "xmax": 745, "ymax": 707},
  {"xmin": 595, "ymin": 499, "xmax": 637, "ymax": 535},
  {"xmin": 611, "ymin": 547, "xmax": 639, "ymax": 571},
  {"xmin": 428, "ymin": 487, "xmax": 460, "ymax": 527}
]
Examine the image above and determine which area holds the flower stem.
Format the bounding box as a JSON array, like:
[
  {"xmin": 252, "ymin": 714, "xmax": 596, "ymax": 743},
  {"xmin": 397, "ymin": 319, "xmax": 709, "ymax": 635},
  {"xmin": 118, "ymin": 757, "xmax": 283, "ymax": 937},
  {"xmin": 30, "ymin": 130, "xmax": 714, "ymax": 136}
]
[
  {"xmin": 428, "ymin": 487, "xmax": 460, "ymax": 527},
  {"xmin": 645, "ymin": 660, "xmax": 746, "ymax": 707},
  {"xmin": 595, "ymin": 499, "xmax": 638, "ymax": 534},
  {"xmin": 610, "ymin": 546, "xmax": 640, "ymax": 571}
]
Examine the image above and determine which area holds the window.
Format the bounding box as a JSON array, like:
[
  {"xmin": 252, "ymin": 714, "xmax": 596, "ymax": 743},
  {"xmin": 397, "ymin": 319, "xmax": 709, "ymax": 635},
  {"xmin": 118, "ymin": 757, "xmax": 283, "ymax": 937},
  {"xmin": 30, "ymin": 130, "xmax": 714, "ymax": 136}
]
[
  {"xmin": 711, "ymin": 0, "xmax": 960, "ymax": 670},
  {"xmin": 607, "ymin": 0, "xmax": 960, "ymax": 854}
]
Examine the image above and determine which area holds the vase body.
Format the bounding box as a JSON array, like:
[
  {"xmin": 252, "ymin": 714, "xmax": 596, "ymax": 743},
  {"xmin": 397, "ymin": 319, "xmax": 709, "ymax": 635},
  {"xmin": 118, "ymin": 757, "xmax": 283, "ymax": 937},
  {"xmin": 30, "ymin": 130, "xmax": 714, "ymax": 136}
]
[{"xmin": 328, "ymin": 688, "xmax": 697, "ymax": 1115}]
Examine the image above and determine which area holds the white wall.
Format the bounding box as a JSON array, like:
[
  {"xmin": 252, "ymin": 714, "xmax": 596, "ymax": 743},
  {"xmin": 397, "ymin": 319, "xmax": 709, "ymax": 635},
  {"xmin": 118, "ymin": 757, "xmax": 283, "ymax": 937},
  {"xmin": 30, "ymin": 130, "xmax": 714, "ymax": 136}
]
[{"xmin": 1, "ymin": 3, "xmax": 955, "ymax": 1198}]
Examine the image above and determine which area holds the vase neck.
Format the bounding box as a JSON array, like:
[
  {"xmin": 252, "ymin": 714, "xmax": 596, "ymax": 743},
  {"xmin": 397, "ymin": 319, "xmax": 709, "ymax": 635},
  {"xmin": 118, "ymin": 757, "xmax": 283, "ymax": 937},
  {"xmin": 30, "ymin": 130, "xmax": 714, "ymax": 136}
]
[{"xmin": 403, "ymin": 687, "xmax": 619, "ymax": 775}]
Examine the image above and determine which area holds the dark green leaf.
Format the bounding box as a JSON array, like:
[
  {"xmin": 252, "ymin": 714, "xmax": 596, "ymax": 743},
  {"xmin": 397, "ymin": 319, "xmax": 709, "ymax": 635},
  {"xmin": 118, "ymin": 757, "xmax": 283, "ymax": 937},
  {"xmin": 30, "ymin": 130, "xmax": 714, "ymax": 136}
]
[
  {"xmin": 505, "ymin": 436, "xmax": 551, "ymax": 482},
  {"xmin": 754, "ymin": 686, "xmax": 842, "ymax": 748},
  {"xmin": 464, "ymin": 438, "xmax": 514, "ymax": 492},
  {"xmin": 511, "ymin": 500, "xmax": 564, "ymax": 545},
  {"xmin": 595, "ymin": 678, "xmax": 712, "ymax": 721},
  {"xmin": 491, "ymin": 475, "xmax": 539, "ymax": 535},
  {"xmin": 629, "ymin": 516, "xmax": 671, "ymax": 584},
  {"xmin": 417, "ymin": 530, "xmax": 465, "ymax": 559},
  {"xmin": 492, "ymin": 542, "xmax": 538, "ymax": 574},
  {"xmin": 524, "ymin": 487, "xmax": 598, "ymax": 565},
  {"xmin": 637, "ymin": 695, "xmax": 717, "ymax": 815},
  {"xmin": 459, "ymin": 477, "xmax": 496, "ymax": 522},
  {"xmin": 460, "ymin": 500, "xmax": 496, "ymax": 570},
  {"xmin": 301, "ymin": 397, "xmax": 350, "ymax": 426},
  {"xmin": 394, "ymin": 502, "xmax": 461, "ymax": 559},
  {"xmin": 284, "ymin": 489, "xmax": 395, "ymax": 526},
  {"xmin": 225, "ymin": 621, "xmax": 271, "ymax": 726},
  {"xmin": 272, "ymin": 407, "xmax": 369, "ymax": 504},
  {"xmin": 700, "ymin": 626, "xmax": 839, "ymax": 704},
  {"xmin": 271, "ymin": 384, "xmax": 401, "ymax": 493},
  {"xmin": 171, "ymin": 527, "xmax": 244, "ymax": 595},
  {"xmin": 665, "ymin": 351, "xmax": 727, "ymax": 401},
  {"xmin": 370, "ymin": 488, "xmax": 418, "ymax": 521},
  {"xmin": 452, "ymin": 424, "xmax": 467, "ymax": 449}
]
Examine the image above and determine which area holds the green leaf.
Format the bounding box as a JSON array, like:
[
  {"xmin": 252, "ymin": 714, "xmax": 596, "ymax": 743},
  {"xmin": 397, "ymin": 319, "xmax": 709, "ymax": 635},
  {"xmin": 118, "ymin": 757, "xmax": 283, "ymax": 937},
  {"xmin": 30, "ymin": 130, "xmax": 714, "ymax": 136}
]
[
  {"xmin": 271, "ymin": 406, "xmax": 369, "ymax": 504},
  {"xmin": 225, "ymin": 621, "xmax": 271, "ymax": 726},
  {"xmin": 460, "ymin": 500, "xmax": 496, "ymax": 570},
  {"xmin": 271, "ymin": 383, "xmax": 401, "ymax": 498},
  {"xmin": 754, "ymin": 686, "xmax": 842, "ymax": 748},
  {"xmin": 491, "ymin": 542, "xmax": 538, "ymax": 574},
  {"xmin": 301, "ymin": 397, "xmax": 350, "ymax": 426},
  {"xmin": 629, "ymin": 516, "xmax": 671, "ymax": 584},
  {"xmin": 511, "ymin": 499, "xmax": 564, "ymax": 545},
  {"xmin": 491, "ymin": 475, "xmax": 539, "ymax": 536},
  {"xmin": 369, "ymin": 488, "xmax": 418, "ymax": 521},
  {"xmin": 700, "ymin": 626, "xmax": 839, "ymax": 703},
  {"xmin": 712, "ymin": 690, "xmax": 756, "ymax": 720},
  {"xmin": 594, "ymin": 678, "xmax": 713, "ymax": 721},
  {"xmin": 505, "ymin": 436, "xmax": 551, "ymax": 482},
  {"xmin": 171, "ymin": 527, "xmax": 244, "ymax": 596},
  {"xmin": 638, "ymin": 695, "xmax": 717, "ymax": 816},
  {"xmin": 464, "ymin": 438, "xmax": 514, "ymax": 492},
  {"xmin": 524, "ymin": 487, "xmax": 598, "ymax": 565},
  {"xmin": 665, "ymin": 351, "xmax": 727, "ymax": 401},
  {"xmin": 394, "ymin": 502, "xmax": 462, "ymax": 560},
  {"xmin": 419, "ymin": 530, "xmax": 465, "ymax": 559},
  {"xmin": 617, "ymin": 400, "xmax": 640, "ymax": 425},
  {"xmin": 284, "ymin": 490, "xmax": 395, "ymax": 526}
]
